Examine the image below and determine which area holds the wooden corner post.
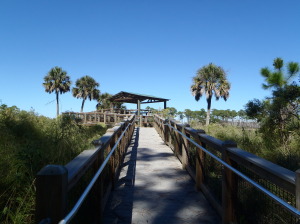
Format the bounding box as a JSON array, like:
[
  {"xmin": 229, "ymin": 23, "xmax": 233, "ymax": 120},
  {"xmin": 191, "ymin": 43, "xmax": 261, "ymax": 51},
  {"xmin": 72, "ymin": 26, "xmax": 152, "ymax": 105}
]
[
  {"xmin": 36, "ymin": 165, "xmax": 68, "ymax": 224},
  {"xmin": 222, "ymin": 141, "xmax": 237, "ymax": 224}
]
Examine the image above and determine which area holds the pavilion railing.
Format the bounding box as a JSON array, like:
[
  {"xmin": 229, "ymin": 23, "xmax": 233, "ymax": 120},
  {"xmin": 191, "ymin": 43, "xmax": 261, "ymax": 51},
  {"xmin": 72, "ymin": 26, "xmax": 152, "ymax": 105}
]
[
  {"xmin": 63, "ymin": 111, "xmax": 153, "ymax": 126},
  {"xmin": 153, "ymin": 114, "xmax": 300, "ymax": 224},
  {"xmin": 35, "ymin": 115, "xmax": 136, "ymax": 224}
]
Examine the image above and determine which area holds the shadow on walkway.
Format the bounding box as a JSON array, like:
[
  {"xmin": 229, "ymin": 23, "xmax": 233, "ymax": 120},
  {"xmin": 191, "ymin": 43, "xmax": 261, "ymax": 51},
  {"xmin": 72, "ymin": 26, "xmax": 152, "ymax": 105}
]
[
  {"xmin": 103, "ymin": 127, "xmax": 139, "ymax": 224},
  {"xmin": 103, "ymin": 127, "xmax": 220, "ymax": 224}
]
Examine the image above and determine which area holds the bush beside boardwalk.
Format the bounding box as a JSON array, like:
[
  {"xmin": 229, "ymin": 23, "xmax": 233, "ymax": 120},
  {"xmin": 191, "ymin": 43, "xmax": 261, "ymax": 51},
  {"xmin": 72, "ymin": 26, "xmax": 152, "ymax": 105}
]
[
  {"xmin": 0, "ymin": 104, "xmax": 106, "ymax": 224},
  {"xmin": 191, "ymin": 121, "xmax": 300, "ymax": 172}
]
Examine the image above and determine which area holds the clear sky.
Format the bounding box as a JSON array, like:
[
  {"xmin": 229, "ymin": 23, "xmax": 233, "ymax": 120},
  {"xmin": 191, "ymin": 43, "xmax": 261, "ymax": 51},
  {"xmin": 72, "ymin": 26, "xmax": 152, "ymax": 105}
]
[{"xmin": 0, "ymin": 1, "xmax": 299, "ymax": 118}]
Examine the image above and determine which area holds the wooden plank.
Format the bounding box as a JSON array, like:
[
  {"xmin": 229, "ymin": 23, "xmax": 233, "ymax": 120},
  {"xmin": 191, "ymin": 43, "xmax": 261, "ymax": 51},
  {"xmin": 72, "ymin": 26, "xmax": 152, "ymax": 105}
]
[{"xmin": 198, "ymin": 133, "xmax": 224, "ymax": 152}]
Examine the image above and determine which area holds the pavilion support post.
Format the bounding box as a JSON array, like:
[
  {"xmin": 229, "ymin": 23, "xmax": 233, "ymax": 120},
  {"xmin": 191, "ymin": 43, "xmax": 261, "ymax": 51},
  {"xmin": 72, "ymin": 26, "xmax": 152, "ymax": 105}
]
[
  {"xmin": 137, "ymin": 100, "xmax": 141, "ymax": 127},
  {"xmin": 164, "ymin": 101, "xmax": 167, "ymax": 109},
  {"xmin": 110, "ymin": 103, "xmax": 114, "ymax": 113}
]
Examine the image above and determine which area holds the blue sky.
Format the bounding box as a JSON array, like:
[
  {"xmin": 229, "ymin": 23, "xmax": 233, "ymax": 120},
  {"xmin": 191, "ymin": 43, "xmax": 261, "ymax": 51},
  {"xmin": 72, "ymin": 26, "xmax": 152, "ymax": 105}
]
[{"xmin": 0, "ymin": 1, "xmax": 299, "ymax": 118}]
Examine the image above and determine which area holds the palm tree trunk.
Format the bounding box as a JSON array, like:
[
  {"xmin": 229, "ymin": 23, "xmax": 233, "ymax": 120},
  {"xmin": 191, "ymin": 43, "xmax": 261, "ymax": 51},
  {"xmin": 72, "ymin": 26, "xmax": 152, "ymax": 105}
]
[
  {"xmin": 206, "ymin": 96, "xmax": 212, "ymax": 125},
  {"xmin": 81, "ymin": 99, "xmax": 86, "ymax": 112},
  {"xmin": 56, "ymin": 92, "xmax": 59, "ymax": 117}
]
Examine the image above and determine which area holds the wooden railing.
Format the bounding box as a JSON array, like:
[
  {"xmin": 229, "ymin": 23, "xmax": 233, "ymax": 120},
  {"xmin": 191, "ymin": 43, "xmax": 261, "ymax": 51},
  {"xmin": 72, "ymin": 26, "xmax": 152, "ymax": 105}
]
[
  {"xmin": 153, "ymin": 114, "xmax": 300, "ymax": 224},
  {"xmin": 63, "ymin": 112, "xmax": 131, "ymax": 125},
  {"xmin": 35, "ymin": 115, "xmax": 136, "ymax": 224},
  {"xmin": 97, "ymin": 109, "xmax": 152, "ymax": 115},
  {"xmin": 63, "ymin": 112, "xmax": 153, "ymax": 126}
]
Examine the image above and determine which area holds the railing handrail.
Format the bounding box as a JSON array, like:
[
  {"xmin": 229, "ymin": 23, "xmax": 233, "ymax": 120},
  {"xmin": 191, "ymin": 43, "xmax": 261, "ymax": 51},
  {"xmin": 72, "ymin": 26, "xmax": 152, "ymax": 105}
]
[
  {"xmin": 58, "ymin": 120, "xmax": 133, "ymax": 224},
  {"xmin": 154, "ymin": 114, "xmax": 296, "ymax": 194},
  {"xmin": 153, "ymin": 114, "xmax": 300, "ymax": 223},
  {"xmin": 166, "ymin": 123, "xmax": 300, "ymax": 217},
  {"xmin": 36, "ymin": 114, "xmax": 136, "ymax": 224}
]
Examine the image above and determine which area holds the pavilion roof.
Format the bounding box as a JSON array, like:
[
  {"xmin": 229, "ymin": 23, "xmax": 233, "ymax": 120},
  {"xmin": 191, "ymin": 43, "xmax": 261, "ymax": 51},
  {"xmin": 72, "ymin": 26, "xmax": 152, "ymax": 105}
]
[{"xmin": 109, "ymin": 91, "xmax": 169, "ymax": 104}]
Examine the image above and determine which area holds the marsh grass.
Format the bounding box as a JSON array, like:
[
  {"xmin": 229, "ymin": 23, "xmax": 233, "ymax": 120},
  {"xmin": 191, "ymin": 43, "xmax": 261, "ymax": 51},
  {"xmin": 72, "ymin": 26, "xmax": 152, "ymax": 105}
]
[
  {"xmin": 190, "ymin": 121, "xmax": 300, "ymax": 171},
  {"xmin": 0, "ymin": 104, "xmax": 107, "ymax": 223}
]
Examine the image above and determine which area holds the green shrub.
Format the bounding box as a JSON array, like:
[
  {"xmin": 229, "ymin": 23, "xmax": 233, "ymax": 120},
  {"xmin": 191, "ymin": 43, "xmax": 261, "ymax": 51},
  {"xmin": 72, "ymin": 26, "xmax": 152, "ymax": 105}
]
[{"xmin": 0, "ymin": 104, "xmax": 107, "ymax": 223}]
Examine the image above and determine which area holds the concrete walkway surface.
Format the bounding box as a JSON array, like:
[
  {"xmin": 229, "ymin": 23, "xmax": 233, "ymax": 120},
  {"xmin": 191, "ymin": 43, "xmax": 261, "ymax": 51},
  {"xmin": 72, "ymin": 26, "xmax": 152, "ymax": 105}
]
[{"xmin": 103, "ymin": 127, "xmax": 220, "ymax": 224}]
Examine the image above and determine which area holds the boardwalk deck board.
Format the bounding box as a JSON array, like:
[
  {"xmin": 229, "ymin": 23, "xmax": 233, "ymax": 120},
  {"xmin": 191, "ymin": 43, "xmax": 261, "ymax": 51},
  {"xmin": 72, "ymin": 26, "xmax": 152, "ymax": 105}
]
[{"xmin": 103, "ymin": 127, "xmax": 220, "ymax": 224}]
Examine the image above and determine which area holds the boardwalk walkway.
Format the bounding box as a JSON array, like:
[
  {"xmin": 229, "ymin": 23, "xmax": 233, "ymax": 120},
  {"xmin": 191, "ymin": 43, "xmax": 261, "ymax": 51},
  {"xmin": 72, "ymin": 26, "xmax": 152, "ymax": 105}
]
[{"xmin": 103, "ymin": 127, "xmax": 220, "ymax": 224}]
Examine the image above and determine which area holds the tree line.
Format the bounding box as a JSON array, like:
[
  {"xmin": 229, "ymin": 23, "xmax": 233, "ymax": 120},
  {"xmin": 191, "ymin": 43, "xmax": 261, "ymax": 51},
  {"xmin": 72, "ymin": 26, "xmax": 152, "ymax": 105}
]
[{"xmin": 152, "ymin": 107, "xmax": 247, "ymax": 124}]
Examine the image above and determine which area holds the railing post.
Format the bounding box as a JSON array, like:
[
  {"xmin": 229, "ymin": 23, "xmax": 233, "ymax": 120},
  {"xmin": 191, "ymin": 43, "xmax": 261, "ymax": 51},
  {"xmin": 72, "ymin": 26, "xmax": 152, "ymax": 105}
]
[
  {"xmin": 36, "ymin": 165, "xmax": 68, "ymax": 224},
  {"xmin": 163, "ymin": 119, "xmax": 169, "ymax": 144},
  {"xmin": 222, "ymin": 141, "xmax": 237, "ymax": 224},
  {"xmin": 296, "ymin": 169, "xmax": 300, "ymax": 210},
  {"xmin": 181, "ymin": 125, "xmax": 190, "ymax": 170},
  {"xmin": 86, "ymin": 147, "xmax": 105, "ymax": 223},
  {"xmin": 109, "ymin": 131, "xmax": 118, "ymax": 190},
  {"xmin": 173, "ymin": 124, "xmax": 181, "ymax": 156},
  {"xmin": 195, "ymin": 129, "xmax": 206, "ymax": 191}
]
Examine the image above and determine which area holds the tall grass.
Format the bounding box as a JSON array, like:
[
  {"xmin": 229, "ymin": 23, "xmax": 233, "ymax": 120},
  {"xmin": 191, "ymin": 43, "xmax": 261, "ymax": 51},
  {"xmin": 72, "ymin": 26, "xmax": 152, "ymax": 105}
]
[
  {"xmin": 0, "ymin": 104, "xmax": 107, "ymax": 223},
  {"xmin": 190, "ymin": 121, "xmax": 300, "ymax": 171}
]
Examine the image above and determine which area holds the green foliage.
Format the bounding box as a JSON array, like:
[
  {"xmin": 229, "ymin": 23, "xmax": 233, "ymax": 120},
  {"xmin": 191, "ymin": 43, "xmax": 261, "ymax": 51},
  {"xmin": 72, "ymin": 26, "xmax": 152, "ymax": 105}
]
[
  {"xmin": 211, "ymin": 109, "xmax": 237, "ymax": 122},
  {"xmin": 160, "ymin": 107, "xmax": 177, "ymax": 119},
  {"xmin": 177, "ymin": 111, "xmax": 185, "ymax": 122},
  {"xmin": 182, "ymin": 108, "xmax": 245, "ymax": 125},
  {"xmin": 259, "ymin": 84, "xmax": 300, "ymax": 148},
  {"xmin": 244, "ymin": 99, "xmax": 267, "ymax": 122},
  {"xmin": 246, "ymin": 58, "xmax": 300, "ymax": 155},
  {"xmin": 96, "ymin": 92, "xmax": 125, "ymax": 110},
  {"xmin": 261, "ymin": 57, "xmax": 299, "ymax": 89},
  {"xmin": 0, "ymin": 104, "xmax": 107, "ymax": 223}
]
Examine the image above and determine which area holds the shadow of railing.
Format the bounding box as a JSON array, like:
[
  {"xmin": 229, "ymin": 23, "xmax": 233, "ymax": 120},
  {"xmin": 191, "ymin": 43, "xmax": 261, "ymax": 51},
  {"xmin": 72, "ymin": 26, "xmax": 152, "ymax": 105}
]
[{"xmin": 103, "ymin": 127, "xmax": 139, "ymax": 223}]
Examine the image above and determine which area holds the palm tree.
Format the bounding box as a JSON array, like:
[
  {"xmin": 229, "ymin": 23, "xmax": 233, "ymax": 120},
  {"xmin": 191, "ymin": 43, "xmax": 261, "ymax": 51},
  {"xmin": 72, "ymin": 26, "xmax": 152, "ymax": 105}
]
[
  {"xmin": 261, "ymin": 57, "xmax": 300, "ymax": 90},
  {"xmin": 96, "ymin": 93, "xmax": 113, "ymax": 110},
  {"xmin": 72, "ymin": 76, "xmax": 100, "ymax": 112},
  {"xmin": 191, "ymin": 63, "xmax": 230, "ymax": 125},
  {"xmin": 43, "ymin": 66, "xmax": 71, "ymax": 117}
]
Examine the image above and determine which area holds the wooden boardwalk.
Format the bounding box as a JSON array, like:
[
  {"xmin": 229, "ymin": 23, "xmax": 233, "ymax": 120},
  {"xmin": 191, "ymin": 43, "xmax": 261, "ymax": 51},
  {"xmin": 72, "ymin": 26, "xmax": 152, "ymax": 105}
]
[{"xmin": 103, "ymin": 127, "xmax": 220, "ymax": 224}]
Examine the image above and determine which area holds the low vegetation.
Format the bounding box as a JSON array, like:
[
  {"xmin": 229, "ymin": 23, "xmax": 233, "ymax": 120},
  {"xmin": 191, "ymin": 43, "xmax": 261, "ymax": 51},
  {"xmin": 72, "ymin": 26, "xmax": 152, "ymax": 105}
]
[
  {"xmin": 0, "ymin": 104, "xmax": 106, "ymax": 224},
  {"xmin": 190, "ymin": 122, "xmax": 300, "ymax": 171}
]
